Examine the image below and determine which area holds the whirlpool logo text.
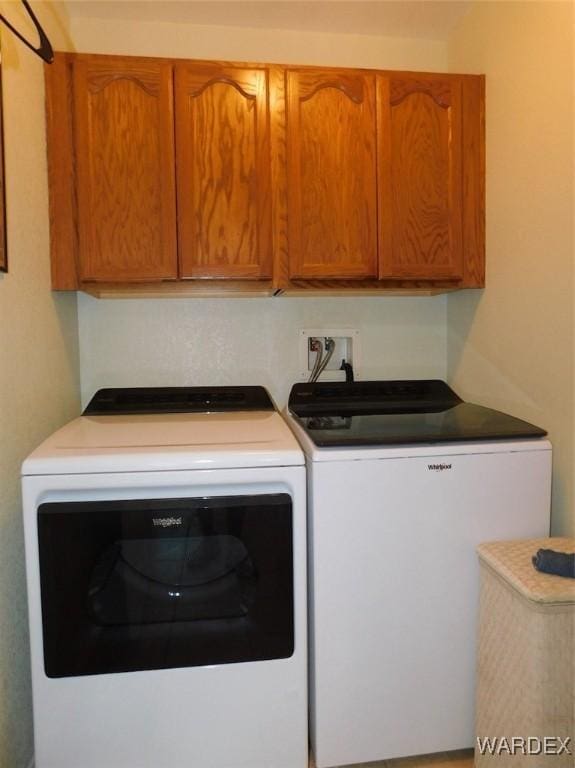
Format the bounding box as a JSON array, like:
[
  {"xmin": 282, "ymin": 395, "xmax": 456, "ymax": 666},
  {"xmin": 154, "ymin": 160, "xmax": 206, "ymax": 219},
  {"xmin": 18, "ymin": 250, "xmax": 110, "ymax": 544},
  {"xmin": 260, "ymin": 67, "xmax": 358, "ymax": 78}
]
[
  {"xmin": 427, "ymin": 463, "xmax": 452, "ymax": 471},
  {"xmin": 152, "ymin": 516, "xmax": 183, "ymax": 528}
]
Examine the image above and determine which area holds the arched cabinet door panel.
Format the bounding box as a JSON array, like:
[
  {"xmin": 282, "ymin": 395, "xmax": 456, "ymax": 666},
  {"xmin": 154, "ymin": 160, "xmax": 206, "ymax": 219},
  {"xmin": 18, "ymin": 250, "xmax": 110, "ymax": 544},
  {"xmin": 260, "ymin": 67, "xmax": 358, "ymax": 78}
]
[
  {"xmin": 74, "ymin": 57, "xmax": 177, "ymax": 282},
  {"xmin": 286, "ymin": 69, "xmax": 378, "ymax": 280},
  {"xmin": 175, "ymin": 64, "xmax": 272, "ymax": 279},
  {"xmin": 377, "ymin": 75, "xmax": 464, "ymax": 281}
]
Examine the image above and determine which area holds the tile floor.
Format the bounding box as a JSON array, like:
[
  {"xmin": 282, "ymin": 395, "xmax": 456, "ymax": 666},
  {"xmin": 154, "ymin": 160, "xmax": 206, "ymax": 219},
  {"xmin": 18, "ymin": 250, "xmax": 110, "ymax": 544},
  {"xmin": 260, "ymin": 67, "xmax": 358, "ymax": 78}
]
[{"xmin": 309, "ymin": 748, "xmax": 474, "ymax": 768}]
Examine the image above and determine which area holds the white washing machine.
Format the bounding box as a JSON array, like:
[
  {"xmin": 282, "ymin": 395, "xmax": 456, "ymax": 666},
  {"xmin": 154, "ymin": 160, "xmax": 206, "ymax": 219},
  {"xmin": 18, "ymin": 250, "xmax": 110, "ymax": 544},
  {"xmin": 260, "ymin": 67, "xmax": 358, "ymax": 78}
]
[
  {"xmin": 286, "ymin": 379, "xmax": 552, "ymax": 768},
  {"xmin": 22, "ymin": 387, "xmax": 307, "ymax": 768}
]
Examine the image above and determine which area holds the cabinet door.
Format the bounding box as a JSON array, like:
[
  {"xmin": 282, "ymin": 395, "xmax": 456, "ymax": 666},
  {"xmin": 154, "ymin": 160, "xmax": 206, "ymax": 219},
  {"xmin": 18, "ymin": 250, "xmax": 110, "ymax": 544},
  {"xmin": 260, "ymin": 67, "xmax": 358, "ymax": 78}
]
[
  {"xmin": 74, "ymin": 57, "xmax": 177, "ymax": 282},
  {"xmin": 286, "ymin": 70, "xmax": 378, "ymax": 279},
  {"xmin": 175, "ymin": 64, "xmax": 272, "ymax": 279},
  {"xmin": 378, "ymin": 75, "xmax": 463, "ymax": 280}
]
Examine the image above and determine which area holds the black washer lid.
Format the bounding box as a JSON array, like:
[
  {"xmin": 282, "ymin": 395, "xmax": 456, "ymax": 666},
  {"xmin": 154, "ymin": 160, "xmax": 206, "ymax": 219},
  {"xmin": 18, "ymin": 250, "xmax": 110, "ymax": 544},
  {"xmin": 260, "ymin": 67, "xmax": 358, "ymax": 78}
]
[
  {"xmin": 289, "ymin": 379, "xmax": 462, "ymax": 416},
  {"xmin": 288, "ymin": 379, "xmax": 547, "ymax": 446},
  {"xmin": 83, "ymin": 386, "xmax": 275, "ymax": 415}
]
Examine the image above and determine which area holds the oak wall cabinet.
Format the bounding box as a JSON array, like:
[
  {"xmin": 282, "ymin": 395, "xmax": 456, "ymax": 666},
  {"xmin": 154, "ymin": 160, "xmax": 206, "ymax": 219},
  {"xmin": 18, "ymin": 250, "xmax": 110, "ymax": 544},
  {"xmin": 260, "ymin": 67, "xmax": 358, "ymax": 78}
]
[
  {"xmin": 46, "ymin": 53, "xmax": 485, "ymax": 297},
  {"xmin": 48, "ymin": 54, "xmax": 275, "ymax": 296}
]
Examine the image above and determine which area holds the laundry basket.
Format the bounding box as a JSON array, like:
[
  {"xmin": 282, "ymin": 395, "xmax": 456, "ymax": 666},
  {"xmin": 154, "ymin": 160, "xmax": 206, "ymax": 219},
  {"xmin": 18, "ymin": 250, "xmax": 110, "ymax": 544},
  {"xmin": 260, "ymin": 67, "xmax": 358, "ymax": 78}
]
[{"xmin": 475, "ymin": 538, "xmax": 575, "ymax": 767}]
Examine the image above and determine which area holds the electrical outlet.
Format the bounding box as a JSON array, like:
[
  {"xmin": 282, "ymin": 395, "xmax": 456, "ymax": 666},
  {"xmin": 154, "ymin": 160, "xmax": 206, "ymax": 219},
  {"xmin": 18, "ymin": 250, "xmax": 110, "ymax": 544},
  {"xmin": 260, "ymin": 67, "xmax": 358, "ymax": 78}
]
[{"xmin": 299, "ymin": 329, "xmax": 360, "ymax": 381}]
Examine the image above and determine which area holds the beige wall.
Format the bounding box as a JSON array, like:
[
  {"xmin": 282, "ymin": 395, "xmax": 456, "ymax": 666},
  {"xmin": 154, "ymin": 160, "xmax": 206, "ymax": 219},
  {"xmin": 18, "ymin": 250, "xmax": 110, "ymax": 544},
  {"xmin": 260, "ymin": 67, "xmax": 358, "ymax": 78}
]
[
  {"xmin": 69, "ymin": 15, "xmax": 447, "ymax": 69},
  {"xmin": 0, "ymin": 3, "xmax": 80, "ymax": 766},
  {"xmin": 447, "ymin": 1, "xmax": 574, "ymax": 534},
  {"xmin": 71, "ymin": 15, "xmax": 450, "ymax": 409}
]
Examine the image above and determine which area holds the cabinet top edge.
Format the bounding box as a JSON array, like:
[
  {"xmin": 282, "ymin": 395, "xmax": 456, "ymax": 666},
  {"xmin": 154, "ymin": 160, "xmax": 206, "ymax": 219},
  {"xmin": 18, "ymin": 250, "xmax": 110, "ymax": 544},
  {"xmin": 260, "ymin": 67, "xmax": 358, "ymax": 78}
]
[{"xmin": 50, "ymin": 51, "xmax": 485, "ymax": 81}]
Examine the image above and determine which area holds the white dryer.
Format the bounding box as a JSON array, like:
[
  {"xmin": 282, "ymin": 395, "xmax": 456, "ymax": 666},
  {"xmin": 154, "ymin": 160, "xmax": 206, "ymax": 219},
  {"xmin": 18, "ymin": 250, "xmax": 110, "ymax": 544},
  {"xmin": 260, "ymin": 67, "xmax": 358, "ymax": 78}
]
[
  {"xmin": 22, "ymin": 387, "xmax": 307, "ymax": 768},
  {"xmin": 286, "ymin": 380, "xmax": 552, "ymax": 768}
]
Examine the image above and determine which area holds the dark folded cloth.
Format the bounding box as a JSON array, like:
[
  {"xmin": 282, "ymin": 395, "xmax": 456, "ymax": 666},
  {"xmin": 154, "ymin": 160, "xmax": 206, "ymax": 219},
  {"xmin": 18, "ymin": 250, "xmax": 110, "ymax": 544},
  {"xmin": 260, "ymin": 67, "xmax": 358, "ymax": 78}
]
[{"xmin": 532, "ymin": 548, "xmax": 575, "ymax": 579}]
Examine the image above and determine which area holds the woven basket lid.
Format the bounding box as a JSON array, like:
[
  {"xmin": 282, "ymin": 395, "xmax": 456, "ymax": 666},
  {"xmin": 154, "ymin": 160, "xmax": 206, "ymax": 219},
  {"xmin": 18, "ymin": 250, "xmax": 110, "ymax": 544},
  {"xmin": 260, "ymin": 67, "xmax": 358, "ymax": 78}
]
[{"xmin": 478, "ymin": 538, "xmax": 575, "ymax": 604}]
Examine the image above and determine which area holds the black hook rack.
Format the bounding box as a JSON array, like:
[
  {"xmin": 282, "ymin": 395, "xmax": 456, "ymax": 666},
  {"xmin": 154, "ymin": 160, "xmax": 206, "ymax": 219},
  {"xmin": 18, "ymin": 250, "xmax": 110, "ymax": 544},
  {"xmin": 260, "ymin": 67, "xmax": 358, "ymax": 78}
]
[{"xmin": 0, "ymin": 0, "xmax": 54, "ymax": 64}]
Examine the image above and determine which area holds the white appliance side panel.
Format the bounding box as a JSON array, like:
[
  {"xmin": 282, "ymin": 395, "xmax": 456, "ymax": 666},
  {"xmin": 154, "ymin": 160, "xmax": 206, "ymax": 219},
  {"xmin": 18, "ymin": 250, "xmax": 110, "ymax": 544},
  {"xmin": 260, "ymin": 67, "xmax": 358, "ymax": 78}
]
[
  {"xmin": 22, "ymin": 467, "xmax": 307, "ymax": 768},
  {"xmin": 308, "ymin": 448, "xmax": 551, "ymax": 768}
]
